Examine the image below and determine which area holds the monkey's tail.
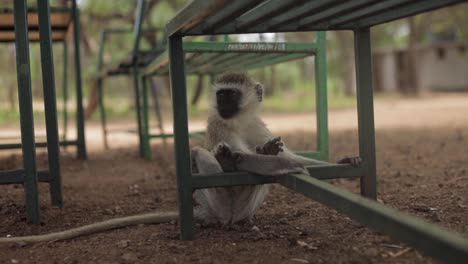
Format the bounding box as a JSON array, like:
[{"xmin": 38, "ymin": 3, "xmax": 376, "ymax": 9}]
[{"xmin": 0, "ymin": 211, "xmax": 178, "ymax": 245}]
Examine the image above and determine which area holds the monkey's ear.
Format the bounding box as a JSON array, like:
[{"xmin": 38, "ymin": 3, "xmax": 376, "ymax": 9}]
[{"xmin": 255, "ymin": 83, "xmax": 264, "ymax": 102}]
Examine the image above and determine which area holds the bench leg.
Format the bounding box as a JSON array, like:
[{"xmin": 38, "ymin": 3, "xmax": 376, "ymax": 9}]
[
  {"xmin": 14, "ymin": 0, "xmax": 40, "ymax": 223},
  {"xmin": 149, "ymin": 78, "xmax": 167, "ymax": 145},
  {"xmin": 132, "ymin": 69, "xmax": 145, "ymax": 157},
  {"xmin": 169, "ymin": 35, "xmax": 194, "ymax": 240},
  {"xmin": 72, "ymin": 0, "xmax": 87, "ymax": 160},
  {"xmin": 354, "ymin": 27, "xmax": 377, "ymax": 199},
  {"xmin": 141, "ymin": 76, "xmax": 152, "ymax": 160},
  {"xmin": 37, "ymin": 0, "xmax": 62, "ymax": 207},
  {"xmin": 97, "ymin": 78, "xmax": 109, "ymax": 149},
  {"xmin": 315, "ymin": 31, "xmax": 329, "ymax": 161},
  {"xmin": 62, "ymin": 41, "xmax": 68, "ymax": 144}
]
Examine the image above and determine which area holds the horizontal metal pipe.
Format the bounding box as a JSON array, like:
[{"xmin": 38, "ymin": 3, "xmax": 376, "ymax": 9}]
[
  {"xmin": 0, "ymin": 140, "xmax": 78, "ymax": 150},
  {"xmin": 0, "ymin": 169, "xmax": 25, "ymax": 184},
  {"xmin": 0, "ymin": 169, "xmax": 49, "ymax": 184}
]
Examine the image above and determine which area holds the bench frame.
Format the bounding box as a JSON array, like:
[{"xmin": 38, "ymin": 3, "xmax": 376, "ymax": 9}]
[
  {"xmin": 165, "ymin": 0, "xmax": 468, "ymax": 262},
  {"xmin": 0, "ymin": 0, "xmax": 86, "ymax": 224}
]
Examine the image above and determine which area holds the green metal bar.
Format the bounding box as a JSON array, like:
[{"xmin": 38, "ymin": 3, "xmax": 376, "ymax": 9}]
[
  {"xmin": 61, "ymin": 41, "xmax": 68, "ymax": 143},
  {"xmin": 192, "ymin": 164, "xmax": 363, "ymax": 189},
  {"xmin": 279, "ymin": 173, "xmax": 468, "ymax": 264},
  {"xmin": 348, "ymin": 0, "xmax": 466, "ymax": 28},
  {"xmin": 315, "ymin": 31, "xmax": 329, "ymax": 161},
  {"xmin": 192, "ymin": 173, "xmax": 278, "ymax": 189},
  {"xmin": 102, "ymin": 28, "xmax": 162, "ymax": 35},
  {"xmin": 72, "ymin": 0, "xmax": 87, "ymax": 160},
  {"xmin": 141, "ymin": 76, "xmax": 152, "ymax": 160},
  {"xmin": 132, "ymin": 0, "xmax": 146, "ymax": 157},
  {"xmin": 149, "ymin": 131, "xmax": 205, "ymax": 139},
  {"xmin": 97, "ymin": 78, "xmax": 108, "ymax": 149},
  {"xmin": 189, "ymin": 53, "xmax": 242, "ymax": 73},
  {"xmin": 169, "ymin": 35, "xmax": 194, "ymax": 240},
  {"xmin": 149, "ymin": 78, "xmax": 166, "ymax": 143},
  {"xmin": 354, "ymin": 27, "xmax": 376, "ymax": 199},
  {"xmin": 214, "ymin": 0, "xmax": 304, "ymax": 33},
  {"xmin": 13, "ymin": 0, "xmax": 40, "ymax": 224},
  {"xmin": 324, "ymin": 0, "xmax": 413, "ymax": 27},
  {"xmin": 0, "ymin": 169, "xmax": 25, "ymax": 185},
  {"xmin": 190, "ymin": 0, "xmax": 265, "ymax": 34},
  {"xmin": 95, "ymin": 31, "xmax": 106, "ymax": 76},
  {"xmin": 185, "ymin": 53, "xmax": 219, "ymax": 68},
  {"xmin": 37, "ymin": 0, "xmax": 62, "ymax": 208},
  {"xmin": 0, "ymin": 140, "xmax": 78, "ymax": 150},
  {"xmin": 249, "ymin": 0, "xmax": 337, "ymax": 32},
  {"xmin": 96, "ymin": 31, "xmax": 109, "ymax": 149},
  {"xmin": 213, "ymin": 53, "xmax": 279, "ymax": 73},
  {"xmin": 235, "ymin": 53, "xmax": 306, "ymax": 72},
  {"xmin": 0, "ymin": 169, "xmax": 53, "ymax": 185},
  {"xmin": 132, "ymin": 0, "xmax": 145, "ymax": 57},
  {"xmin": 133, "ymin": 71, "xmax": 144, "ymax": 157},
  {"xmin": 196, "ymin": 53, "xmax": 260, "ymax": 72},
  {"xmin": 183, "ymin": 41, "xmax": 318, "ymax": 53},
  {"xmin": 166, "ymin": 0, "xmax": 219, "ymax": 36},
  {"xmin": 279, "ymin": 0, "xmax": 378, "ymax": 31}
]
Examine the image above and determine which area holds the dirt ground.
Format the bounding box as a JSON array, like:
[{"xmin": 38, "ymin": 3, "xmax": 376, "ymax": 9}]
[{"xmin": 0, "ymin": 93, "xmax": 467, "ymax": 264}]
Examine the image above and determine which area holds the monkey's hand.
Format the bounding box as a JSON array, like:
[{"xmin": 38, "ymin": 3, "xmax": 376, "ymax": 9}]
[
  {"xmin": 256, "ymin": 136, "xmax": 284, "ymax": 155},
  {"xmin": 337, "ymin": 156, "xmax": 362, "ymax": 167},
  {"xmin": 213, "ymin": 143, "xmax": 239, "ymax": 172}
]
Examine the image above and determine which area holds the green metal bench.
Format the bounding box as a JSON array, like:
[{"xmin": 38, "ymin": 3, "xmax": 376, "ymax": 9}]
[
  {"xmin": 93, "ymin": 0, "xmax": 166, "ymax": 154},
  {"xmin": 0, "ymin": 0, "xmax": 86, "ymax": 224},
  {"xmin": 0, "ymin": 4, "xmax": 86, "ymax": 158},
  {"xmin": 141, "ymin": 37, "xmax": 329, "ymax": 161},
  {"xmin": 164, "ymin": 0, "xmax": 468, "ymax": 263}
]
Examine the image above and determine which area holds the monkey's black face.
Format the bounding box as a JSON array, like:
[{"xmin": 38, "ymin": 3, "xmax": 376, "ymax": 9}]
[{"xmin": 216, "ymin": 88, "xmax": 242, "ymax": 119}]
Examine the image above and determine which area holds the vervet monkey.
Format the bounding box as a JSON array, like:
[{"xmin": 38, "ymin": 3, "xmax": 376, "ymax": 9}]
[{"xmin": 194, "ymin": 72, "xmax": 360, "ymax": 225}]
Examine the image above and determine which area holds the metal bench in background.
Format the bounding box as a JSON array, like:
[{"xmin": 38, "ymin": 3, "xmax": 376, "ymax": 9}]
[
  {"xmin": 95, "ymin": 0, "xmax": 329, "ymax": 162},
  {"xmin": 93, "ymin": 0, "xmax": 166, "ymax": 155},
  {"xmin": 141, "ymin": 35, "xmax": 329, "ymax": 161},
  {"xmin": 164, "ymin": 0, "xmax": 468, "ymax": 263},
  {"xmin": 0, "ymin": 0, "xmax": 86, "ymax": 224}
]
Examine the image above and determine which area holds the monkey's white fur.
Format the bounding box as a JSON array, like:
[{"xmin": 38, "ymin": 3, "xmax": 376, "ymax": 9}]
[{"xmin": 195, "ymin": 73, "xmax": 328, "ymax": 225}]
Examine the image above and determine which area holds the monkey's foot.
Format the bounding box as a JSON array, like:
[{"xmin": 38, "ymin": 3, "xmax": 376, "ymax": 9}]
[
  {"xmin": 337, "ymin": 156, "xmax": 362, "ymax": 167},
  {"xmin": 213, "ymin": 142, "xmax": 238, "ymax": 172},
  {"xmin": 256, "ymin": 136, "xmax": 284, "ymax": 155}
]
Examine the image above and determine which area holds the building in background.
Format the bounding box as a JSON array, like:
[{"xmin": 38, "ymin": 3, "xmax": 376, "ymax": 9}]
[{"xmin": 373, "ymin": 41, "xmax": 468, "ymax": 92}]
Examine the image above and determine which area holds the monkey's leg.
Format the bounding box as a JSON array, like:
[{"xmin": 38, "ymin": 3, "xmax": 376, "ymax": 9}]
[{"xmin": 191, "ymin": 146, "xmax": 233, "ymax": 224}]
